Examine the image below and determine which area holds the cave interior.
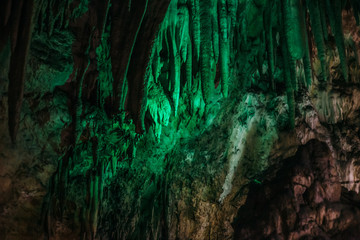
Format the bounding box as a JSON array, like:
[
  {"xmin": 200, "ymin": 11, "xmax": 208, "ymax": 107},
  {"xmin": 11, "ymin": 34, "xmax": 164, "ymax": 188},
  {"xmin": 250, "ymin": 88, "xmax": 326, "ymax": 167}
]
[{"xmin": 1, "ymin": 0, "xmax": 360, "ymax": 239}]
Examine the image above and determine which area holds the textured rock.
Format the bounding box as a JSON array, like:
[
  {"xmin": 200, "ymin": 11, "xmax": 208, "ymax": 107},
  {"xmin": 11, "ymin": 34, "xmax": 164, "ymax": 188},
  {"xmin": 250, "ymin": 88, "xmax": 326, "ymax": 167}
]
[
  {"xmin": 1, "ymin": 0, "xmax": 360, "ymax": 239},
  {"xmin": 232, "ymin": 140, "xmax": 360, "ymax": 239}
]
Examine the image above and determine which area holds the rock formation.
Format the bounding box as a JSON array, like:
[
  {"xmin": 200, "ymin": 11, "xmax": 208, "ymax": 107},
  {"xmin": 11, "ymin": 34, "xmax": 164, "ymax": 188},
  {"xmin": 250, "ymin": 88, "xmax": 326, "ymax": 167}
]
[{"xmin": 1, "ymin": 0, "xmax": 360, "ymax": 239}]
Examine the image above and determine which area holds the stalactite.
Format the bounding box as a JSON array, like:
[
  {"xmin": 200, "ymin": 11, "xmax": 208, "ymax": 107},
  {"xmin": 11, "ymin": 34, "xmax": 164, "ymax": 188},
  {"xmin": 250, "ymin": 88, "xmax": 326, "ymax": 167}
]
[
  {"xmin": 210, "ymin": 3, "xmax": 218, "ymax": 87},
  {"xmin": 281, "ymin": 0, "xmax": 295, "ymax": 129},
  {"xmin": 94, "ymin": 1, "xmax": 112, "ymax": 107},
  {"xmin": 36, "ymin": 0, "xmax": 45, "ymax": 33},
  {"xmin": 190, "ymin": 0, "xmax": 201, "ymax": 62},
  {"xmin": 43, "ymin": 0, "xmax": 73, "ymax": 36},
  {"xmin": 168, "ymin": 14, "xmax": 181, "ymax": 116},
  {"xmin": 242, "ymin": 2, "xmax": 248, "ymax": 48},
  {"xmin": 265, "ymin": 0, "xmax": 275, "ymax": 90},
  {"xmin": 282, "ymin": 48, "xmax": 295, "ymax": 129},
  {"xmin": 257, "ymin": 32, "xmax": 266, "ymax": 84},
  {"xmin": 151, "ymin": 32, "xmax": 164, "ymax": 84},
  {"xmin": 125, "ymin": 0, "xmax": 171, "ymax": 133},
  {"xmin": 188, "ymin": 0, "xmax": 202, "ymax": 112},
  {"xmin": 199, "ymin": 0, "xmax": 214, "ymax": 106},
  {"xmin": 110, "ymin": 154, "xmax": 115, "ymax": 175},
  {"xmin": 110, "ymin": 0, "xmax": 144, "ymax": 113},
  {"xmin": 219, "ymin": 0, "xmax": 230, "ymax": 97},
  {"xmin": 303, "ymin": 40, "xmax": 313, "ymax": 88},
  {"xmin": 186, "ymin": 38, "xmax": 193, "ymax": 91},
  {"xmin": 9, "ymin": 0, "xmax": 24, "ymax": 53},
  {"xmin": 124, "ymin": 0, "xmax": 149, "ymax": 116},
  {"xmin": 319, "ymin": 0, "xmax": 328, "ymax": 41},
  {"xmin": 283, "ymin": 0, "xmax": 305, "ymax": 60},
  {"xmin": 179, "ymin": 5, "xmax": 190, "ymax": 65},
  {"xmin": 227, "ymin": 0, "xmax": 237, "ymax": 28},
  {"xmin": 168, "ymin": 1, "xmax": 190, "ymax": 116},
  {"xmin": 97, "ymin": 29, "xmax": 113, "ymax": 107},
  {"xmin": 47, "ymin": 0, "xmax": 56, "ymax": 36},
  {"xmin": 326, "ymin": 0, "xmax": 348, "ymax": 81},
  {"xmin": 164, "ymin": 25, "xmax": 171, "ymax": 93},
  {"xmin": 282, "ymin": 0, "xmax": 300, "ymax": 92},
  {"xmin": 8, "ymin": 0, "xmax": 35, "ymax": 143},
  {"xmin": 227, "ymin": 0, "xmax": 238, "ymax": 72},
  {"xmin": 212, "ymin": 4, "xmax": 219, "ymax": 64},
  {"xmin": 302, "ymin": 5, "xmax": 313, "ymax": 88},
  {"xmin": 307, "ymin": 0, "xmax": 328, "ymax": 82}
]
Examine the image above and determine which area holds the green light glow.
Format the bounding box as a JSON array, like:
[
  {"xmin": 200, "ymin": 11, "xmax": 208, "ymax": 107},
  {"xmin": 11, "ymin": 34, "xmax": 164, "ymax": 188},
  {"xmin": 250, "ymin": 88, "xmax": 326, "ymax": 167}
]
[{"xmin": 32, "ymin": 0, "xmax": 360, "ymax": 237}]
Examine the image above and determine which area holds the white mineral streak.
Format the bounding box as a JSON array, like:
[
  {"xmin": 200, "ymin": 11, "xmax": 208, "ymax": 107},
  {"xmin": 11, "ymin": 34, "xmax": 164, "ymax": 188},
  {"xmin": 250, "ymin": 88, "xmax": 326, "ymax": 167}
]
[{"xmin": 219, "ymin": 114, "xmax": 256, "ymax": 203}]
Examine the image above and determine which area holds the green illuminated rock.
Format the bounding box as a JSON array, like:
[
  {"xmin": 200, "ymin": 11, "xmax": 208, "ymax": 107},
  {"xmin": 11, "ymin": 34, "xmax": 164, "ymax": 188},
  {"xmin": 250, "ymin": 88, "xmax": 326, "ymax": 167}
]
[{"xmin": 1, "ymin": 0, "xmax": 360, "ymax": 239}]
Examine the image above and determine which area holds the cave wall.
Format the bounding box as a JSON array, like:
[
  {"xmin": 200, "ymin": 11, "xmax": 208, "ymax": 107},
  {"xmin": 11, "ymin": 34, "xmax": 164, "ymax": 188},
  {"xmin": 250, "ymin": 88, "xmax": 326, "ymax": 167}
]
[{"xmin": 1, "ymin": 0, "xmax": 360, "ymax": 239}]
